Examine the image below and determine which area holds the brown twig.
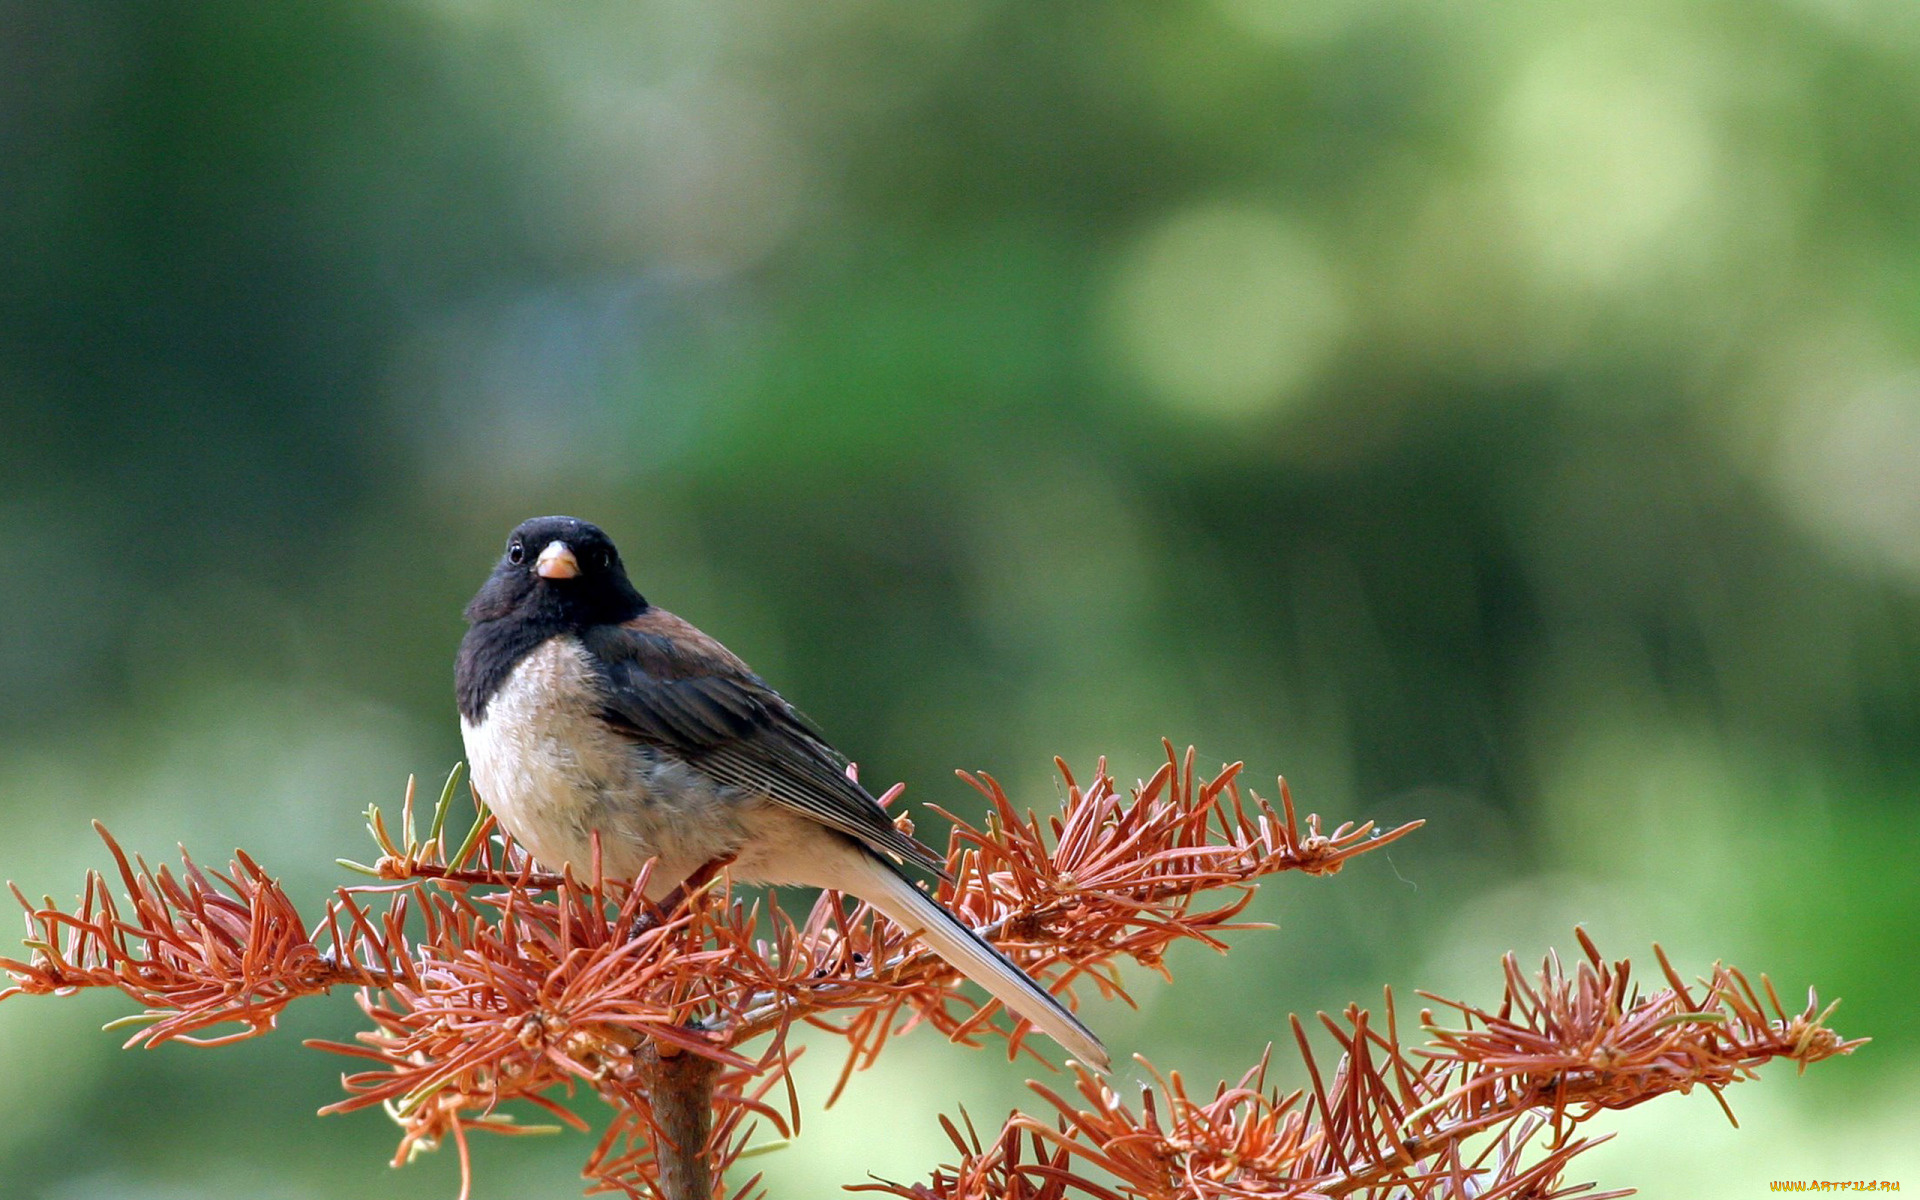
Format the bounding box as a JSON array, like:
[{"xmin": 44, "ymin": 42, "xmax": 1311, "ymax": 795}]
[{"xmin": 638, "ymin": 1042, "xmax": 722, "ymax": 1200}]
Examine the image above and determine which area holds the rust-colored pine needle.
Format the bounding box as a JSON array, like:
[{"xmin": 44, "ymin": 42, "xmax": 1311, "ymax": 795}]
[
  {"xmin": 861, "ymin": 929, "xmax": 1863, "ymax": 1200},
  {"xmin": 0, "ymin": 747, "xmax": 1860, "ymax": 1200}
]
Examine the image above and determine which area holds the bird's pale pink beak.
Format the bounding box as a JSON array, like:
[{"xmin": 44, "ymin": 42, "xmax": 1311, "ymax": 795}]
[{"xmin": 535, "ymin": 540, "xmax": 580, "ymax": 579}]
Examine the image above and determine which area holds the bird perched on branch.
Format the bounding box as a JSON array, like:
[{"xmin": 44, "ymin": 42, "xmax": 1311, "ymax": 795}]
[{"xmin": 456, "ymin": 515, "xmax": 1108, "ymax": 1070}]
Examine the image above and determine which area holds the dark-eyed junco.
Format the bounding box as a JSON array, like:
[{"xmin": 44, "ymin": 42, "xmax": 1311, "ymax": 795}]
[{"xmin": 456, "ymin": 516, "xmax": 1108, "ymax": 1069}]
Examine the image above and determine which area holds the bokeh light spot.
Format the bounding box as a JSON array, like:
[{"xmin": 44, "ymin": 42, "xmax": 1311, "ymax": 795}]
[
  {"xmin": 1775, "ymin": 370, "xmax": 1920, "ymax": 583},
  {"xmin": 1497, "ymin": 35, "xmax": 1719, "ymax": 290},
  {"xmin": 1107, "ymin": 203, "xmax": 1346, "ymax": 421}
]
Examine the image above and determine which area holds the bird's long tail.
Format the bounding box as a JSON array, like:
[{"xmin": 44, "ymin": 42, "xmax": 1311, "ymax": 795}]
[{"xmin": 841, "ymin": 850, "xmax": 1110, "ymax": 1072}]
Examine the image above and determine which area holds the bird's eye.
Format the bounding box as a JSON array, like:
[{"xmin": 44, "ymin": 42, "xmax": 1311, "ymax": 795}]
[
  {"xmin": 507, "ymin": 541, "xmax": 525, "ymax": 565},
  {"xmin": 590, "ymin": 548, "xmax": 611, "ymax": 570}
]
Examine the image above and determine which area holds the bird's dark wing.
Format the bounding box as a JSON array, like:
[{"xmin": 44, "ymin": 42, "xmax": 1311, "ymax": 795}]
[{"xmin": 580, "ymin": 610, "xmax": 950, "ymax": 880}]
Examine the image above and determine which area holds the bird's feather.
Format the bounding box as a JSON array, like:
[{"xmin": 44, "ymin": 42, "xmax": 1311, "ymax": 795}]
[
  {"xmin": 581, "ymin": 611, "xmax": 952, "ymax": 880},
  {"xmin": 835, "ymin": 848, "xmax": 1109, "ymax": 1072}
]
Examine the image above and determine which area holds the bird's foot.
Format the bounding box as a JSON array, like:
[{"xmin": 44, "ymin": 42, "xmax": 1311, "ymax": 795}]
[{"xmin": 625, "ymin": 854, "xmax": 738, "ymax": 940}]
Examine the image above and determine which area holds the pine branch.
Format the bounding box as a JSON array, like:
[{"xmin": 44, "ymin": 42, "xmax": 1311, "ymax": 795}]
[
  {"xmin": 0, "ymin": 749, "xmax": 1862, "ymax": 1200},
  {"xmin": 858, "ymin": 929, "xmax": 1865, "ymax": 1200}
]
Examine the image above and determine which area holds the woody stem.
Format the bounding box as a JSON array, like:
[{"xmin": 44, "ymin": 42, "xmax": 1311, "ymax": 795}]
[{"xmin": 638, "ymin": 1040, "xmax": 720, "ymax": 1200}]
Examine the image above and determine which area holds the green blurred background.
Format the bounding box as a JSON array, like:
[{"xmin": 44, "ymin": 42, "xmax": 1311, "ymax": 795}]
[{"xmin": 3, "ymin": 1, "xmax": 1915, "ymax": 1195}]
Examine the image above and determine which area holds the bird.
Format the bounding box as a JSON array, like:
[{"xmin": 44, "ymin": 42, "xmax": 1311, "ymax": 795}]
[{"xmin": 456, "ymin": 515, "xmax": 1108, "ymax": 1070}]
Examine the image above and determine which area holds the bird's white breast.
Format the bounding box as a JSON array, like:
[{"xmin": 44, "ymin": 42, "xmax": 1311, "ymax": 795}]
[
  {"xmin": 459, "ymin": 636, "xmax": 759, "ymax": 895},
  {"xmin": 460, "ymin": 638, "xmax": 619, "ymax": 870}
]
